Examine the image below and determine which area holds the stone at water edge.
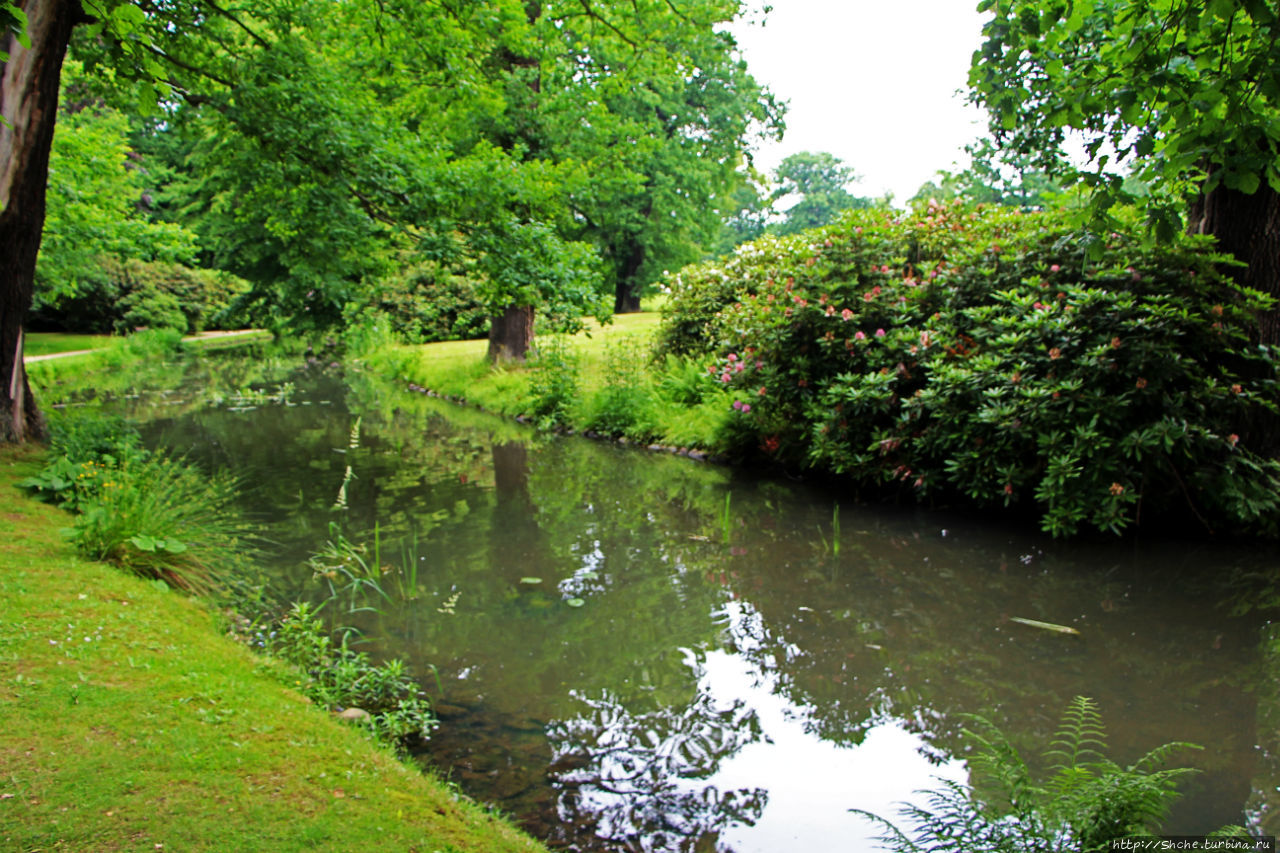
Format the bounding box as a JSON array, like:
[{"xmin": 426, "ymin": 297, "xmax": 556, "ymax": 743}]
[{"xmin": 335, "ymin": 707, "xmax": 371, "ymax": 721}]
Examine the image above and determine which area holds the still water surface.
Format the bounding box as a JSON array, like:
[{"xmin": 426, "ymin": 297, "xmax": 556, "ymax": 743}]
[{"xmin": 76, "ymin": 352, "xmax": 1278, "ymax": 851}]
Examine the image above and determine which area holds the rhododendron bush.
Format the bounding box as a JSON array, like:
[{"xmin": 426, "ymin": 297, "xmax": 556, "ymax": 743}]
[{"xmin": 658, "ymin": 203, "xmax": 1280, "ymax": 537}]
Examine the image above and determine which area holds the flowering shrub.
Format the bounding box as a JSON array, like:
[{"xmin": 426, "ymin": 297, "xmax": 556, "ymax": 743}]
[{"xmin": 659, "ymin": 203, "xmax": 1280, "ymax": 537}]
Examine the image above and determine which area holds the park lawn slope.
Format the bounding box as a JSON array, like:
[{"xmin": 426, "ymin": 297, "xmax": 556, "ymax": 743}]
[{"xmin": 0, "ymin": 445, "xmax": 548, "ymax": 853}]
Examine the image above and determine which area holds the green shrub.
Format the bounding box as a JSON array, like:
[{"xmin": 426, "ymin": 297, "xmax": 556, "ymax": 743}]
[
  {"xmin": 263, "ymin": 602, "xmax": 436, "ymax": 749},
  {"xmin": 117, "ymin": 284, "xmax": 188, "ymax": 333},
  {"xmin": 30, "ymin": 257, "xmax": 250, "ymax": 334},
  {"xmin": 857, "ymin": 697, "xmax": 1218, "ymax": 853},
  {"xmin": 527, "ymin": 335, "xmax": 581, "ymax": 429},
  {"xmin": 659, "ymin": 203, "xmax": 1280, "ymax": 536},
  {"xmin": 20, "ymin": 411, "xmax": 252, "ymax": 594},
  {"xmin": 581, "ymin": 336, "xmax": 662, "ymax": 440},
  {"xmin": 359, "ymin": 262, "xmax": 489, "ymax": 344}
]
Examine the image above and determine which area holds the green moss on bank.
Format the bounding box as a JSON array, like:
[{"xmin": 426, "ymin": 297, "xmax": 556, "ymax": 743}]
[{"xmin": 0, "ymin": 445, "xmax": 548, "ymax": 853}]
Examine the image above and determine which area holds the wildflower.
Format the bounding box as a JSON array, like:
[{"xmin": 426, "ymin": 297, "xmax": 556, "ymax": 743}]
[
  {"xmin": 1228, "ymin": 433, "xmax": 1240, "ymax": 447},
  {"xmin": 880, "ymin": 264, "xmax": 891, "ymax": 273},
  {"xmin": 1049, "ymin": 347, "xmax": 1061, "ymax": 360},
  {"xmin": 1109, "ymin": 482, "xmax": 1125, "ymax": 496},
  {"xmin": 1050, "ymin": 264, "xmax": 1061, "ymax": 273},
  {"xmin": 798, "ymin": 378, "xmax": 808, "ymax": 388},
  {"xmin": 825, "ymin": 305, "xmax": 835, "ymax": 316},
  {"xmin": 1110, "ymin": 336, "xmax": 1121, "ymax": 349},
  {"xmin": 1135, "ymin": 377, "xmax": 1147, "ymax": 389},
  {"xmin": 732, "ymin": 400, "xmax": 744, "ymax": 411},
  {"xmin": 741, "ymin": 403, "xmax": 751, "ymax": 413},
  {"xmin": 1211, "ymin": 304, "xmax": 1224, "ymax": 317},
  {"xmin": 875, "ymin": 328, "xmax": 886, "ymax": 338},
  {"xmin": 1003, "ymin": 483, "xmax": 1014, "ymax": 495},
  {"xmin": 758, "ymin": 386, "xmax": 767, "ymax": 396},
  {"xmin": 720, "ymin": 373, "xmax": 731, "ymax": 383},
  {"xmin": 1231, "ymin": 383, "xmax": 1243, "ymax": 394},
  {"xmin": 841, "ymin": 308, "xmax": 854, "ymax": 321},
  {"xmin": 727, "ymin": 353, "xmax": 737, "ymax": 362},
  {"xmin": 854, "ymin": 330, "xmax": 866, "ymax": 340}
]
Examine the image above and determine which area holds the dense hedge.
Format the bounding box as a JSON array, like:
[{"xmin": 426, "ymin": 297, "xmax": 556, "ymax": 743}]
[
  {"xmin": 658, "ymin": 202, "xmax": 1280, "ymax": 537},
  {"xmin": 30, "ymin": 257, "xmax": 250, "ymax": 334}
]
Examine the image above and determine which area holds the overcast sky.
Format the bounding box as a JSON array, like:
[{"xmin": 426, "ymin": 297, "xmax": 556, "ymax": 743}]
[{"xmin": 730, "ymin": 1, "xmax": 992, "ymax": 204}]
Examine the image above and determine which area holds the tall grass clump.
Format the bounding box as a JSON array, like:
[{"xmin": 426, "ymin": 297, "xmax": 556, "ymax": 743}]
[
  {"xmin": 19, "ymin": 411, "xmax": 253, "ymax": 595},
  {"xmin": 581, "ymin": 335, "xmax": 662, "ymax": 440},
  {"xmin": 856, "ymin": 696, "xmax": 1222, "ymax": 852},
  {"xmin": 527, "ymin": 334, "xmax": 581, "ymax": 429},
  {"xmin": 659, "ymin": 202, "xmax": 1280, "ymax": 537}
]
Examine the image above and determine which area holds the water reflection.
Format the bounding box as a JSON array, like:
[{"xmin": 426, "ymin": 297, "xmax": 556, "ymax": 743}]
[{"xmin": 69, "ymin": 353, "xmax": 1277, "ymax": 851}]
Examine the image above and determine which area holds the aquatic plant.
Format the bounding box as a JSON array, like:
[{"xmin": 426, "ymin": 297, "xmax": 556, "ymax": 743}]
[{"xmin": 855, "ymin": 696, "xmax": 1219, "ymax": 852}]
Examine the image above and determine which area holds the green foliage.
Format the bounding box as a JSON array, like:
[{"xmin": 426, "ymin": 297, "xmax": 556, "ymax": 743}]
[
  {"xmin": 969, "ymin": 0, "xmax": 1280, "ymax": 233},
  {"xmin": 307, "ymin": 523, "xmax": 392, "ymax": 614},
  {"xmin": 526, "ymin": 335, "xmax": 581, "ymax": 429},
  {"xmin": 262, "ymin": 602, "xmax": 436, "ymax": 749},
  {"xmin": 770, "ymin": 151, "xmax": 874, "ymax": 236},
  {"xmin": 355, "ymin": 262, "xmax": 488, "ymax": 344},
  {"xmin": 581, "ymin": 336, "xmax": 662, "ymax": 439},
  {"xmin": 18, "ymin": 411, "xmax": 252, "ymax": 594},
  {"xmin": 911, "ymin": 138, "xmax": 1063, "ymax": 210},
  {"xmin": 659, "ymin": 203, "xmax": 1280, "ymax": 536},
  {"xmin": 857, "ymin": 697, "xmax": 1202, "ymax": 853},
  {"xmin": 36, "ymin": 63, "xmax": 200, "ymax": 305},
  {"xmin": 31, "ymin": 257, "xmax": 251, "ymax": 335}
]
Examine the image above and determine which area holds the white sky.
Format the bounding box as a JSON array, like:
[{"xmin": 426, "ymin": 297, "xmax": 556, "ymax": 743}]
[{"xmin": 730, "ymin": 1, "xmax": 992, "ymax": 204}]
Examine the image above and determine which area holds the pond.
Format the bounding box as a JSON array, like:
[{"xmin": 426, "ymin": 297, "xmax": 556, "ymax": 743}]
[{"xmin": 56, "ymin": 349, "xmax": 1280, "ymax": 851}]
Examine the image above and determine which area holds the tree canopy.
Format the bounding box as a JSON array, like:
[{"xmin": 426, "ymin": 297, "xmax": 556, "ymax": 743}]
[
  {"xmin": 969, "ymin": 0, "xmax": 1280, "ymax": 340},
  {"xmin": 0, "ymin": 0, "xmax": 780, "ymax": 440},
  {"xmin": 769, "ymin": 151, "xmax": 873, "ymax": 236}
]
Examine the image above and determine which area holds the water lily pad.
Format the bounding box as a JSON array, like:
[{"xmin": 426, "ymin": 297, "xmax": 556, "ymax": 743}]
[{"xmin": 566, "ymin": 597, "xmax": 585, "ymax": 608}]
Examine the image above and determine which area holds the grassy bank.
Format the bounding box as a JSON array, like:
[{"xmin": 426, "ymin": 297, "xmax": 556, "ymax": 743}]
[
  {"xmin": 366, "ymin": 311, "xmax": 737, "ymax": 453},
  {"xmin": 0, "ymin": 445, "xmax": 548, "ymax": 853}
]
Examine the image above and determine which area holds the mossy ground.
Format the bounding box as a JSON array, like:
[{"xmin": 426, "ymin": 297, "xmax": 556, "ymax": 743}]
[{"xmin": 0, "ymin": 445, "xmax": 548, "ymax": 853}]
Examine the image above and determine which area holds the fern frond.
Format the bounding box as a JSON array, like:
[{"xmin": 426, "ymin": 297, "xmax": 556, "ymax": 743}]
[
  {"xmin": 1129, "ymin": 740, "xmax": 1202, "ymax": 774},
  {"xmin": 1045, "ymin": 696, "xmax": 1108, "ymax": 772}
]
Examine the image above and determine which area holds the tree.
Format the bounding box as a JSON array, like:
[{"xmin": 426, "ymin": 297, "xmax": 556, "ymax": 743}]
[
  {"xmin": 521, "ymin": 0, "xmax": 783, "ymax": 313},
  {"xmin": 910, "ymin": 138, "xmax": 1062, "ymax": 209},
  {"xmin": 1, "ymin": 0, "xmax": 84, "ymax": 442},
  {"xmin": 969, "ymin": 0, "xmax": 1280, "ymax": 343},
  {"xmin": 768, "ymin": 151, "xmax": 872, "ymax": 236},
  {"xmin": 36, "ymin": 62, "xmax": 198, "ymax": 316}
]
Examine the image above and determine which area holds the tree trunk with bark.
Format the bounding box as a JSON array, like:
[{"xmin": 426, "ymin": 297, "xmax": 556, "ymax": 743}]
[
  {"xmin": 1, "ymin": 0, "xmax": 82, "ymax": 443},
  {"xmin": 613, "ymin": 240, "xmax": 644, "ymax": 314},
  {"xmin": 1188, "ymin": 178, "xmax": 1280, "ymax": 347},
  {"xmin": 487, "ymin": 304, "xmax": 535, "ymax": 362}
]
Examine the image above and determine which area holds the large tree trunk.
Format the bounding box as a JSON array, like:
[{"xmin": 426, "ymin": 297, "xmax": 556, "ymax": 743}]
[
  {"xmin": 487, "ymin": 304, "xmax": 534, "ymax": 362},
  {"xmin": 1189, "ymin": 177, "xmax": 1280, "ymax": 457},
  {"xmin": 613, "ymin": 240, "xmax": 645, "ymax": 314},
  {"xmin": 1, "ymin": 0, "xmax": 82, "ymax": 443},
  {"xmin": 1188, "ymin": 178, "xmax": 1280, "ymax": 346}
]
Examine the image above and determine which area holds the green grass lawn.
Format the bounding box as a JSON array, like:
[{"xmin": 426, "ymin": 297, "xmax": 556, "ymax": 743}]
[
  {"xmin": 0, "ymin": 445, "xmax": 549, "ymax": 853},
  {"xmin": 365, "ymin": 310, "xmax": 733, "ymax": 451},
  {"xmin": 25, "ymin": 332, "xmax": 115, "ymax": 357}
]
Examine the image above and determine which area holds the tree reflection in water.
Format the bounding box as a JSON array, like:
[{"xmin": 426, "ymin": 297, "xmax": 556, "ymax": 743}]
[{"xmin": 546, "ymin": 673, "xmax": 767, "ymax": 852}]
